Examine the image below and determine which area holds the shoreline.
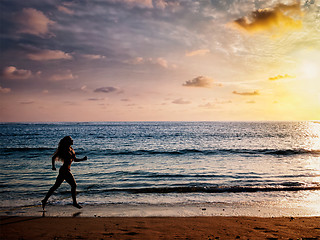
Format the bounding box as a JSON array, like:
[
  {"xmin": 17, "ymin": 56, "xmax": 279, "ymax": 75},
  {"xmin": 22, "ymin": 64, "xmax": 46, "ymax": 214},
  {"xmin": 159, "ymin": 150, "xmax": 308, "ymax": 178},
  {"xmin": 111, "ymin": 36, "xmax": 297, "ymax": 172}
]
[
  {"xmin": 2, "ymin": 201, "xmax": 320, "ymax": 218},
  {"xmin": 2, "ymin": 202, "xmax": 320, "ymax": 218},
  {"xmin": 1, "ymin": 216, "xmax": 320, "ymax": 239}
]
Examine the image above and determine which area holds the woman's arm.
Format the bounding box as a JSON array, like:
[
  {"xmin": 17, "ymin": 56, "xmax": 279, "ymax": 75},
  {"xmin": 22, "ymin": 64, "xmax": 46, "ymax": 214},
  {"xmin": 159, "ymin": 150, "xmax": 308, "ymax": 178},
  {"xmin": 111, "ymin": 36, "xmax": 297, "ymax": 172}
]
[
  {"xmin": 51, "ymin": 154, "xmax": 57, "ymax": 170},
  {"xmin": 74, "ymin": 156, "xmax": 87, "ymax": 162}
]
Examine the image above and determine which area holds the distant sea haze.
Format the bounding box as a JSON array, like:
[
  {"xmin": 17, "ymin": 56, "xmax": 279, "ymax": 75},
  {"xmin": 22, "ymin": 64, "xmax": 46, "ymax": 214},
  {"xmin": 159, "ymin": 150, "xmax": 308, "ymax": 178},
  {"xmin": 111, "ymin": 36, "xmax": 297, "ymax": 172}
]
[{"xmin": 1, "ymin": 121, "xmax": 320, "ymax": 216}]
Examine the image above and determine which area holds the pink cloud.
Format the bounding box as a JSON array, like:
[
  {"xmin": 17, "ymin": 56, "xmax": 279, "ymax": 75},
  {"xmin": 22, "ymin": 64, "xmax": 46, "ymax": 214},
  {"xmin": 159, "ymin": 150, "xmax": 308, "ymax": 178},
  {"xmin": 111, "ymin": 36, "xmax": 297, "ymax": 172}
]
[
  {"xmin": 154, "ymin": 0, "xmax": 168, "ymax": 9},
  {"xmin": 49, "ymin": 70, "xmax": 77, "ymax": 81},
  {"xmin": 126, "ymin": 57, "xmax": 175, "ymax": 68},
  {"xmin": 0, "ymin": 85, "xmax": 11, "ymax": 93},
  {"xmin": 112, "ymin": 0, "xmax": 153, "ymax": 8},
  {"xmin": 82, "ymin": 54, "xmax": 106, "ymax": 60},
  {"xmin": 15, "ymin": 8, "xmax": 55, "ymax": 37},
  {"xmin": 113, "ymin": 0, "xmax": 175, "ymax": 9},
  {"xmin": 125, "ymin": 57, "xmax": 144, "ymax": 64},
  {"xmin": 81, "ymin": 85, "xmax": 88, "ymax": 91},
  {"xmin": 27, "ymin": 49, "xmax": 72, "ymax": 61},
  {"xmin": 172, "ymin": 98, "xmax": 191, "ymax": 104},
  {"xmin": 2, "ymin": 66, "xmax": 32, "ymax": 80},
  {"xmin": 185, "ymin": 49, "xmax": 210, "ymax": 57},
  {"xmin": 57, "ymin": 5, "xmax": 74, "ymax": 15},
  {"xmin": 155, "ymin": 58, "xmax": 168, "ymax": 68}
]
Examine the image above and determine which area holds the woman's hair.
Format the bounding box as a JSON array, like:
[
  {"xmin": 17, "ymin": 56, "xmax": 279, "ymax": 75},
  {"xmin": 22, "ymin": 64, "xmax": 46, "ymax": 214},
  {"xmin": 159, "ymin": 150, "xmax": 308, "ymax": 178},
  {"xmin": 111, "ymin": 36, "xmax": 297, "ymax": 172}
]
[{"xmin": 53, "ymin": 136, "xmax": 73, "ymax": 162}]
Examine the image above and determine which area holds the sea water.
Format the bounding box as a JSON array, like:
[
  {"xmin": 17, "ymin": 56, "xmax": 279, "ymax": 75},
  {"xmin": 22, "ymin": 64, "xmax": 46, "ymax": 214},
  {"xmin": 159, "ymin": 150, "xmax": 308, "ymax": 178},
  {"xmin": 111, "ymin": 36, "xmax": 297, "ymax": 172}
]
[{"xmin": 1, "ymin": 121, "xmax": 320, "ymax": 217}]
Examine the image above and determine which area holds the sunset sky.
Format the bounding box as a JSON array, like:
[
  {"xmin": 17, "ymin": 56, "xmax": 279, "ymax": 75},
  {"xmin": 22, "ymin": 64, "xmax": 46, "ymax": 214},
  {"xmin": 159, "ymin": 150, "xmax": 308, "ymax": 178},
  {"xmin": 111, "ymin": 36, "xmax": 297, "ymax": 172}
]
[{"xmin": 1, "ymin": 0, "xmax": 320, "ymax": 122}]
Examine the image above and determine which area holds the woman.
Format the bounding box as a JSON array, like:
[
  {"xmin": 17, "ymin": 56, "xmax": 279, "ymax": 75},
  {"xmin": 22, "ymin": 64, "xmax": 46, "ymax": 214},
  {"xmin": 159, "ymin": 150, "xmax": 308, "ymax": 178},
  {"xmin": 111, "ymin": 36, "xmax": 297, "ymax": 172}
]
[{"xmin": 42, "ymin": 136, "xmax": 87, "ymax": 210}]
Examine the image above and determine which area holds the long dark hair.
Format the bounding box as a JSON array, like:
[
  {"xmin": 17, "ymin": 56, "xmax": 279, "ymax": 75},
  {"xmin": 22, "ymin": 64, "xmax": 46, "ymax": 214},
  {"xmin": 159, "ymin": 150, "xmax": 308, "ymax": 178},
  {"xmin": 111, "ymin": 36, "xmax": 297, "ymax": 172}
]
[{"xmin": 53, "ymin": 136, "xmax": 73, "ymax": 162}]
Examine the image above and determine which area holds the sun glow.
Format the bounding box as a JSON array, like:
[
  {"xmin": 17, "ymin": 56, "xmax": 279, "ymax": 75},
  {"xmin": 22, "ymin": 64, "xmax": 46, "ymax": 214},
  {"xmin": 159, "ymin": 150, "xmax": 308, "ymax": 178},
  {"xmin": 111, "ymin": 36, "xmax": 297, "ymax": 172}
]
[
  {"xmin": 288, "ymin": 50, "xmax": 320, "ymax": 108},
  {"xmin": 296, "ymin": 50, "xmax": 320, "ymax": 80},
  {"xmin": 300, "ymin": 60, "xmax": 320, "ymax": 80}
]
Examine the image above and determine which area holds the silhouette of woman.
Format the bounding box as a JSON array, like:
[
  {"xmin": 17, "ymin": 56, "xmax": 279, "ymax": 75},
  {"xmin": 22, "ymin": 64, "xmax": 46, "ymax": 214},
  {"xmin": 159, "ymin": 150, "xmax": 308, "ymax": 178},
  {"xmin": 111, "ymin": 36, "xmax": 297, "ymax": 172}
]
[{"xmin": 42, "ymin": 136, "xmax": 87, "ymax": 209}]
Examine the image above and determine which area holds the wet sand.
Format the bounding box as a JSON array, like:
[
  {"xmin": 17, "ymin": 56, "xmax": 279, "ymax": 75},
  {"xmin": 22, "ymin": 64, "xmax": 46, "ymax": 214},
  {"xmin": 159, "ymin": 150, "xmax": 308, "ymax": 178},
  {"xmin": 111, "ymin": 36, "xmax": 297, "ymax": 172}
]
[{"xmin": 1, "ymin": 216, "xmax": 320, "ymax": 239}]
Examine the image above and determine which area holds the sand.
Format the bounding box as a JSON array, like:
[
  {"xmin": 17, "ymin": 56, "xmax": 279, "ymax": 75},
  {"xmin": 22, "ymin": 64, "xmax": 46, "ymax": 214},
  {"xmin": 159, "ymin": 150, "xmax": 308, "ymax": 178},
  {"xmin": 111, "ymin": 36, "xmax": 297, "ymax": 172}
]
[{"xmin": 1, "ymin": 216, "xmax": 320, "ymax": 239}]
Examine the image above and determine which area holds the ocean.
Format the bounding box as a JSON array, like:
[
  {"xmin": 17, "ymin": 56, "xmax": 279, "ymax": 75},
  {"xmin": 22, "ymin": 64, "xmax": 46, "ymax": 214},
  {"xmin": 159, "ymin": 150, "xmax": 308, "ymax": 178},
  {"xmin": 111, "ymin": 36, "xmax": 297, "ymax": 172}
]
[{"xmin": 1, "ymin": 121, "xmax": 320, "ymax": 217}]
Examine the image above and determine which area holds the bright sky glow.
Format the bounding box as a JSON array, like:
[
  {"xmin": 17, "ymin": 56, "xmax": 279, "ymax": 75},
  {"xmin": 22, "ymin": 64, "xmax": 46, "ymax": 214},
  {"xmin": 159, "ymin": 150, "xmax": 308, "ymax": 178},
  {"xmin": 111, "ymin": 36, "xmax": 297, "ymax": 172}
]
[
  {"xmin": 0, "ymin": 0, "xmax": 320, "ymax": 122},
  {"xmin": 300, "ymin": 59, "xmax": 320, "ymax": 80}
]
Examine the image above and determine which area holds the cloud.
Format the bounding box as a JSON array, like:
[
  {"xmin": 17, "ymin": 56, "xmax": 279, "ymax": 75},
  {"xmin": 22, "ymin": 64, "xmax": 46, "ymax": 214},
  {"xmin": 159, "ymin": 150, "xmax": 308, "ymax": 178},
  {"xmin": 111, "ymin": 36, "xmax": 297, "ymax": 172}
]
[
  {"xmin": 20, "ymin": 100, "xmax": 34, "ymax": 105},
  {"xmin": 172, "ymin": 98, "xmax": 191, "ymax": 104},
  {"xmin": 2, "ymin": 66, "xmax": 32, "ymax": 80},
  {"xmin": 126, "ymin": 103, "xmax": 136, "ymax": 107},
  {"xmin": 268, "ymin": 74, "xmax": 295, "ymax": 81},
  {"xmin": 232, "ymin": 2, "xmax": 303, "ymax": 34},
  {"xmin": 126, "ymin": 57, "xmax": 175, "ymax": 69},
  {"xmin": 80, "ymin": 85, "xmax": 88, "ymax": 92},
  {"xmin": 82, "ymin": 54, "xmax": 106, "ymax": 60},
  {"xmin": 27, "ymin": 49, "xmax": 72, "ymax": 61},
  {"xmin": 232, "ymin": 90, "xmax": 260, "ymax": 96},
  {"xmin": 94, "ymin": 87, "xmax": 121, "ymax": 93},
  {"xmin": 63, "ymin": 101, "xmax": 77, "ymax": 106},
  {"xmin": 185, "ymin": 49, "xmax": 210, "ymax": 57},
  {"xmin": 0, "ymin": 85, "xmax": 11, "ymax": 93},
  {"xmin": 200, "ymin": 99, "xmax": 232, "ymax": 108},
  {"xmin": 154, "ymin": 0, "xmax": 169, "ymax": 9},
  {"xmin": 127, "ymin": 57, "xmax": 144, "ymax": 64},
  {"xmin": 110, "ymin": 0, "xmax": 153, "ymax": 8},
  {"xmin": 109, "ymin": 0, "xmax": 172, "ymax": 9},
  {"xmin": 183, "ymin": 76, "xmax": 215, "ymax": 88},
  {"xmin": 15, "ymin": 8, "xmax": 55, "ymax": 37},
  {"xmin": 49, "ymin": 70, "xmax": 77, "ymax": 81},
  {"xmin": 199, "ymin": 102, "xmax": 215, "ymax": 109},
  {"xmin": 155, "ymin": 58, "xmax": 168, "ymax": 68},
  {"xmin": 58, "ymin": 5, "xmax": 74, "ymax": 15},
  {"xmin": 88, "ymin": 97, "xmax": 105, "ymax": 101}
]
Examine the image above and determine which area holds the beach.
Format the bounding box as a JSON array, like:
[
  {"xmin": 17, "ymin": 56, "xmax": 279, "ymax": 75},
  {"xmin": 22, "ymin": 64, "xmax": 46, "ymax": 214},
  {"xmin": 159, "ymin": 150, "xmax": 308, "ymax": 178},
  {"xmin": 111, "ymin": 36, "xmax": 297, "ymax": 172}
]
[
  {"xmin": 1, "ymin": 216, "xmax": 320, "ymax": 239},
  {"xmin": 1, "ymin": 122, "xmax": 320, "ymax": 239}
]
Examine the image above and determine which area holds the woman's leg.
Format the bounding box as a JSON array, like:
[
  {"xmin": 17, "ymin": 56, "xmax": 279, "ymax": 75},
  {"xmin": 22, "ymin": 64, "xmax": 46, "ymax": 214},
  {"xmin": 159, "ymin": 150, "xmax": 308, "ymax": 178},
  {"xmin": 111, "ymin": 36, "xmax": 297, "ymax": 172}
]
[
  {"xmin": 64, "ymin": 171, "xmax": 82, "ymax": 209},
  {"xmin": 42, "ymin": 174, "xmax": 64, "ymax": 209}
]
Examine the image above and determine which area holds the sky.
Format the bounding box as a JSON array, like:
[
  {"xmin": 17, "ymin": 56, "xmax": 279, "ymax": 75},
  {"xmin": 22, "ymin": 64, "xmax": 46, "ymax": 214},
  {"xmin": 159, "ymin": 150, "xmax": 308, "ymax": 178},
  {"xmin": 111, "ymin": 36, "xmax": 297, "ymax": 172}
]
[{"xmin": 0, "ymin": 0, "xmax": 320, "ymax": 122}]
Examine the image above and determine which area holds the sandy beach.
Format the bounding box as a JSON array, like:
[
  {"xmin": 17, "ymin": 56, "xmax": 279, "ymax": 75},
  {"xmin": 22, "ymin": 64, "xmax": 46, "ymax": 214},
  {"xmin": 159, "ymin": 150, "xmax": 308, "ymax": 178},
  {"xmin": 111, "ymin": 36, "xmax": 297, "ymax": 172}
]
[{"xmin": 1, "ymin": 216, "xmax": 320, "ymax": 240}]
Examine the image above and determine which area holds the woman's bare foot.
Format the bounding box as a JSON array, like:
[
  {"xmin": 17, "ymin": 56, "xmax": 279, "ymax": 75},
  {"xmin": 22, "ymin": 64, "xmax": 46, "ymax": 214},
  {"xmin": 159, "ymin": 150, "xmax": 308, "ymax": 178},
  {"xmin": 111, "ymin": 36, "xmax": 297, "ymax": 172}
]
[{"xmin": 73, "ymin": 203, "xmax": 82, "ymax": 209}]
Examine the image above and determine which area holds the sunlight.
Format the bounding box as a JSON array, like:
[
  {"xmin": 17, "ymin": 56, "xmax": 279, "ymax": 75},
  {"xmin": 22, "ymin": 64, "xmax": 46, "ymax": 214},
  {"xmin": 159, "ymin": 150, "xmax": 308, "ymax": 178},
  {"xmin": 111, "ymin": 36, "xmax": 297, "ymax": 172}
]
[
  {"xmin": 299, "ymin": 122, "xmax": 320, "ymax": 215},
  {"xmin": 299, "ymin": 191, "xmax": 320, "ymax": 216},
  {"xmin": 306, "ymin": 122, "xmax": 320, "ymax": 150},
  {"xmin": 300, "ymin": 60, "xmax": 319, "ymax": 80},
  {"xmin": 287, "ymin": 49, "xmax": 320, "ymax": 109},
  {"xmin": 297, "ymin": 49, "xmax": 320, "ymax": 81}
]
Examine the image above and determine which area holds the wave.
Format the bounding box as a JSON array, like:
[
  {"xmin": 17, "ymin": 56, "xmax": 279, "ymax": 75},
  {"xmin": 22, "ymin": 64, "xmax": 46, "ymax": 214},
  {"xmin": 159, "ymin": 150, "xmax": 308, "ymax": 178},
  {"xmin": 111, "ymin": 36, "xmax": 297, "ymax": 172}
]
[
  {"xmin": 0, "ymin": 147, "xmax": 54, "ymax": 153},
  {"xmin": 2, "ymin": 147, "xmax": 320, "ymax": 157},
  {"xmin": 89, "ymin": 148, "xmax": 320, "ymax": 157},
  {"xmin": 89, "ymin": 184, "xmax": 320, "ymax": 194}
]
